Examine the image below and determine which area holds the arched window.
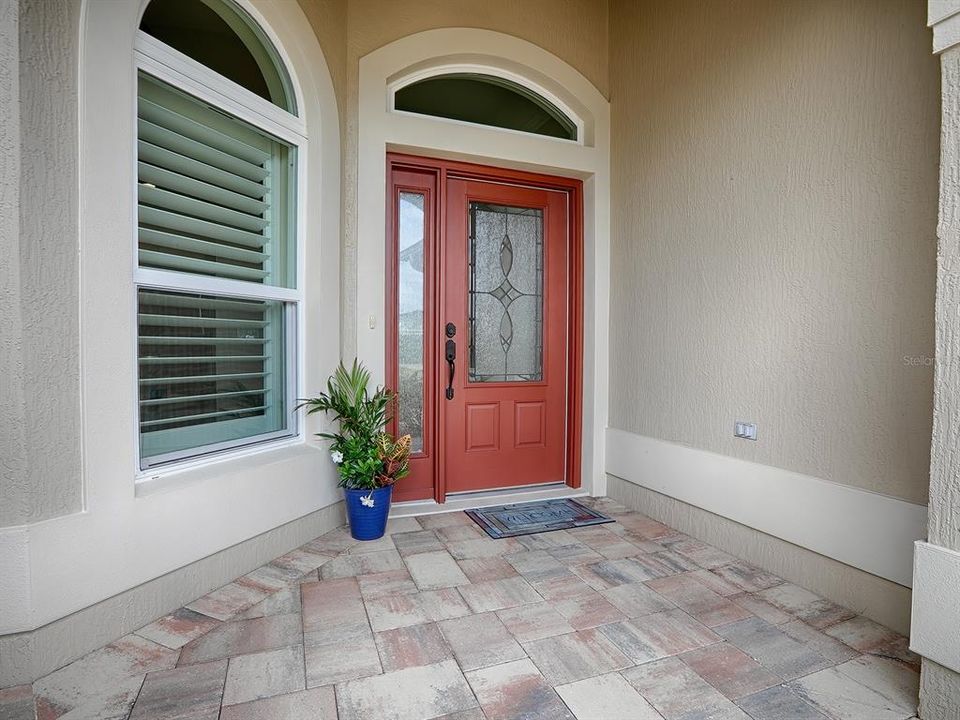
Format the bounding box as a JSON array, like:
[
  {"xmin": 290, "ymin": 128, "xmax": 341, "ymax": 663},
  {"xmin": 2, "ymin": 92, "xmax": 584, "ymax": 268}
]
[
  {"xmin": 394, "ymin": 73, "xmax": 578, "ymax": 141},
  {"xmin": 134, "ymin": 0, "xmax": 303, "ymax": 468}
]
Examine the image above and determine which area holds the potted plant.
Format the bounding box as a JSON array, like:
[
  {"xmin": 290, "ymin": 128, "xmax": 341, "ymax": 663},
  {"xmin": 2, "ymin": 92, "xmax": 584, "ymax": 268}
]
[{"xmin": 299, "ymin": 360, "xmax": 411, "ymax": 541}]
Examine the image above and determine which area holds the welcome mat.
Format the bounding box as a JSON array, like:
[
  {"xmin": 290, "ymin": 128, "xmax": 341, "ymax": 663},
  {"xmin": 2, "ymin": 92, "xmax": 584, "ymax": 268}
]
[{"xmin": 466, "ymin": 498, "xmax": 613, "ymax": 539}]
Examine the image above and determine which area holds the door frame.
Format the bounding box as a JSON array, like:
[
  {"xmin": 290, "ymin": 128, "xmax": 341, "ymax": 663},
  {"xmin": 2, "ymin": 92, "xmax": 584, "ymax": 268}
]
[{"xmin": 386, "ymin": 152, "xmax": 583, "ymax": 503}]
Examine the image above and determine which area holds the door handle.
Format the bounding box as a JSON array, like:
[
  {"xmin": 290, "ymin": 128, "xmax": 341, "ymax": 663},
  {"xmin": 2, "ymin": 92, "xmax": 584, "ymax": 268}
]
[{"xmin": 445, "ymin": 338, "xmax": 456, "ymax": 400}]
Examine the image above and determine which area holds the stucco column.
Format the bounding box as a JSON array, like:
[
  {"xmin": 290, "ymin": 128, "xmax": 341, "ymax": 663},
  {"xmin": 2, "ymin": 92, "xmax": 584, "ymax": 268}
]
[{"xmin": 921, "ymin": 3, "xmax": 960, "ymax": 719}]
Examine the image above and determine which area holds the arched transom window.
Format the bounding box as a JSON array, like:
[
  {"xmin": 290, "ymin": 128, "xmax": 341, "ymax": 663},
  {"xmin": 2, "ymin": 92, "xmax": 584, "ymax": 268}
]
[{"xmin": 134, "ymin": 0, "xmax": 304, "ymax": 469}]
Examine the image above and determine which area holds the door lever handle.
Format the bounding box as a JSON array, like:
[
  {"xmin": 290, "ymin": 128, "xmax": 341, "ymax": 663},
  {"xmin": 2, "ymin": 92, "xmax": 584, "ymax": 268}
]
[{"xmin": 445, "ymin": 339, "xmax": 456, "ymax": 400}]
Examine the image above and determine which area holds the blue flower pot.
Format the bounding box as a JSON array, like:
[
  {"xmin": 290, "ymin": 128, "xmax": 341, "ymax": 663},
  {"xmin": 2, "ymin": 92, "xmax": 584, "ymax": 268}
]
[{"xmin": 344, "ymin": 485, "xmax": 393, "ymax": 541}]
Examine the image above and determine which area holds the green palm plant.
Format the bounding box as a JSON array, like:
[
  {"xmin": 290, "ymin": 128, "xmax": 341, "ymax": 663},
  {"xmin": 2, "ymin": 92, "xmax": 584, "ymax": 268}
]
[{"xmin": 298, "ymin": 360, "xmax": 405, "ymax": 490}]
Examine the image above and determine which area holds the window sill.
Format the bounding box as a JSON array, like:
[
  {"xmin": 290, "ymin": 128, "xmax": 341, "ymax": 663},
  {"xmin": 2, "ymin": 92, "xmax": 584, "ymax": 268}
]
[{"xmin": 134, "ymin": 436, "xmax": 315, "ymax": 498}]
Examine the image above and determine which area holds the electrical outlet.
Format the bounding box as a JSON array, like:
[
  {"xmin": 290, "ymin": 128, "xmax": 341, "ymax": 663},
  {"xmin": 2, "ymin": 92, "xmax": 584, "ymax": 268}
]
[{"xmin": 734, "ymin": 421, "xmax": 758, "ymax": 440}]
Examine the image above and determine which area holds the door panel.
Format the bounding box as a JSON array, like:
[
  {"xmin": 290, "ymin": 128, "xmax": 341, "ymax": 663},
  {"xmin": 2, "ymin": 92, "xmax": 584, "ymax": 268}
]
[{"xmin": 442, "ymin": 179, "xmax": 569, "ymax": 493}]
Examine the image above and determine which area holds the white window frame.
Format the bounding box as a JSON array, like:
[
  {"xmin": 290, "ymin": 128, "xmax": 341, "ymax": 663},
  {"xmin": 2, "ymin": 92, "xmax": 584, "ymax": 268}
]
[{"xmin": 133, "ymin": 29, "xmax": 308, "ymax": 474}]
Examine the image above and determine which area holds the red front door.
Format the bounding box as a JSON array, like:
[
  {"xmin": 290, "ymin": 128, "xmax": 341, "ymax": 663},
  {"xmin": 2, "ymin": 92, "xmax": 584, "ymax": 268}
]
[
  {"xmin": 441, "ymin": 179, "xmax": 569, "ymax": 493},
  {"xmin": 387, "ymin": 155, "xmax": 581, "ymax": 502}
]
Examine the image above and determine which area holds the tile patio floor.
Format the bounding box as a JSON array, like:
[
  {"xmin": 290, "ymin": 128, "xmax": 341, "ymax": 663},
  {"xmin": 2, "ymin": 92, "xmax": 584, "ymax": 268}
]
[{"xmin": 0, "ymin": 497, "xmax": 920, "ymax": 720}]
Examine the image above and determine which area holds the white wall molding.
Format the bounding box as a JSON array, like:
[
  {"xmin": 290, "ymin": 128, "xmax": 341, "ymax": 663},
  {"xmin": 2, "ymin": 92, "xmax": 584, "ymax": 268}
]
[
  {"xmin": 930, "ymin": 0, "xmax": 960, "ymax": 53},
  {"xmin": 606, "ymin": 428, "xmax": 928, "ymax": 587},
  {"xmin": 356, "ymin": 28, "xmax": 610, "ymax": 498},
  {"xmin": 912, "ymin": 542, "xmax": 960, "ymax": 673}
]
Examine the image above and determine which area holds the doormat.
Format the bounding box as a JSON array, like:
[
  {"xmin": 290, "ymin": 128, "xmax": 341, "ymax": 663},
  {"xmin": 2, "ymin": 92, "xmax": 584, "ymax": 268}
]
[{"xmin": 466, "ymin": 498, "xmax": 613, "ymax": 539}]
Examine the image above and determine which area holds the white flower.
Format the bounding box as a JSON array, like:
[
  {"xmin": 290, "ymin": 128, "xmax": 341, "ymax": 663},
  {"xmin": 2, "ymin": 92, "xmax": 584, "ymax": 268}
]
[
  {"xmin": 330, "ymin": 450, "xmax": 344, "ymax": 464},
  {"xmin": 360, "ymin": 493, "xmax": 375, "ymax": 508}
]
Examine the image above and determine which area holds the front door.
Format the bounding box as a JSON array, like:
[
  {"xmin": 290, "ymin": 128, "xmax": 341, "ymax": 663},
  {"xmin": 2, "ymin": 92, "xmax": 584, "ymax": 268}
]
[{"xmin": 387, "ymin": 155, "xmax": 581, "ymax": 502}]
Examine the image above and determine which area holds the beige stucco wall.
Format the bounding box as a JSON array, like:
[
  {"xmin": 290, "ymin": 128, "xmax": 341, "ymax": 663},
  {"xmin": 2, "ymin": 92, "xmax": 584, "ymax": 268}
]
[
  {"xmin": 608, "ymin": 0, "xmax": 939, "ymax": 505},
  {"xmin": 297, "ymin": 0, "xmax": 610, "ymax": 357}
]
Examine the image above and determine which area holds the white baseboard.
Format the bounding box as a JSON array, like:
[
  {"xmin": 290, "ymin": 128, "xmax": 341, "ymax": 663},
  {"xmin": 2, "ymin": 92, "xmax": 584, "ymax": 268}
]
[
  {"xmin": 911, "ymin": 541, "xmax": 960, "ymax": 673},
  {"xmin": 605, "ymin": 428, "xmax": 927, "ymax": 587}
]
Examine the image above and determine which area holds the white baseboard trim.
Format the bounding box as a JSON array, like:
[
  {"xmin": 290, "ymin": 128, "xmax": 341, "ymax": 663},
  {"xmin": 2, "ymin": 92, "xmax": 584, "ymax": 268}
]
[
  {"xmin": 911, "ymin": 541, "xmax": 960, "ymax": 673},
  {"xmin": 605, "ymin": 428, "xmax": 928, "ymax": 587}
]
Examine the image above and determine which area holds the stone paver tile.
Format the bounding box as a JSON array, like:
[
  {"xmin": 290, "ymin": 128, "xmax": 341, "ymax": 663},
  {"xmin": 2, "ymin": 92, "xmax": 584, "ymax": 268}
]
[
  {"xmin": 320, "ymin": 549, "xmax": 404, "ymax": 579},
  {"xmin": 357, "ymin": 569, "xmax": 418, "ymax": 598},
  {"xmin": 434, "ymin": 710, "xmax": 487, "ymax": 720},
  {"xmin": 446, "ymin": 537, "xmax": 522, "ymax": 560},
  {"xmin": 301, "ymin": 577, "xmax": 370, "ymax": 645},
  {"xmin": 304, "ymin": 527, "xmax": 359, "ymax": 555},
  {"xmin": 497, "ymin": 602, "xmax": 575, "ymax": 642},
  {"xmin": 304, "ymin": 634, "xmax": 382, "ymax": 687},
  {"xmin": 0, "ymin": 686, "xmax": 35, "ymax": 720},
  {"xmin": 238, "ymin": 585, "xmax": 300, "ymax": 620},
  {"xmin": 622, "ymin": 655, "xmax": 737, "ymax": 719},
  {"xmin": 466, "ymin": 658, "xmax": 573, "ymax": 720},
  {"xmin": 632, "ymin": 550, "xmax": 700, "ymax": 577},
  {"xmin": 833, "ymin": 655, "xmax": 919, "ymax": 716},
  {"xmin": 222, "ymin": 645, "xmax": 305, "ymax": 707},
  {"xmin": 546, "ymin": 542, "xmax": 604, "ymax": 566},
  {"xmin": 661, "ymin": 538, "xmax": 737, "ymax": 570},
  {"xmin": 271, "ymin": 548, "xmax": 332, "ymax": 575},
  {"xmin": 336, "ymin": 659, "xmax": 477, "ymax": 720},
  {"xmin": 532, "ymin": 574, "xmax": 596, "ymax": 602},
  {"xmin": 601, "ymin": 581, "xmax": 675, "ymax": 618},
  {"xmin": 346, "ymin": 535, "xmax": 397, "ymax": 554},
  {"xmin": 505, "ymin": 550, "xmax": 572, "ymax": 583},
  {"xmin": 512, "ymin": 530, "xmax": 578, "ymax": 551},
  {"xmin": 364, "ymin": 587, "xmax": 471, "ymax": 631},
  {"xmin": 219, "ymin": 687, "xmax": 337, "ymax": 720},
  {"xmin": 458, "ymin": 557, "xmax": 519, "ymax": 583},
  {"xmin": 567, "ymin": 526, "xmax": 647, "ymax": 559},
  {"xmin": 374, "ymin": 622, "xmax": 453, "ymax": 671},
  {"xmin": 780, "ymin": 620, "xmax": 860, "ymax": 664},
  {"xmin": 178, "ymin": 613, "xmax": 301, "ymax": 665},
  {"xmin": 405, "ymin": 550, "xmax": 470, "ymax": 590},
  {"xmin": 615, "ymin": 513, "xmax": 673, "ymax": 539},
  {"xmin": 791, "ymin": 666, "xmax": 915, "ymax": 720},
  {"xmin": 729, "ymin": 593, "xmax": 793, "ymax": 625},
  {"xmin": 598, "ymin": 610, "xmax": 720, "ymax": 663},
  {"xmin": 551, "ymin": 591, "xmax": 626, "ymax": 630},
  {"xmin": 186, "ymin": 578, "xmax": 273, "ymax": 621},
  {"xmin": 556, "ymin": 672, "xmax": 661, "ymax": 720},
  {"xmin": 572, "ymin": 558, "xmax": 660, "ymax": 589},
  {"xmin": 436, "ymin": 524, "xmax": 487, "ymax": 543},
  {"xmin": 711, "ymin": 561, "xmax": 783, "ymax": 592},
  {"xmin": 459, "ymin": 575, "xmax": 542, "ymax": 613},
  {"xmin": 756, "ymin": 584, "xmax": 856, "ymax": 629},
  {"xmin": 825, "ymin": 616, "xmax": 919, "ymax": 667},
  {"xmin": 716, "ymin": 617, "xmax": 832, "ymax": 680},
  {"xmin": 128, "ymin": 659, "xmax": 227, "ymax": 720},
  {"xmin": 439, "ymin": 612, "xmax": 525, "ymax": 671},
  {"xmin": 33, "ymin": 635, "xmax": 179, "ymax": 720},
  {"xmin": 243, "ymin": 563, "xmax": 302, "ymax": 591},
  {"xmin": 736, "ymin": 685, "xmax": 829, "ymax": 720},
  {"xmin": 136, "ymin": 607, "xmax": 221, "ymax": 650},
  {"xmin": 385, "ymin": 516, "xmax": 424, "ymax": 535},
  {"xmin": 418, "ymin": 512, "xmax": 475, "ymax": 529},
  {"xmin": 686, "ymin": 569, "xmax": 743, "ymax": 597},
  {"xmin": 523, "ymin": 628, "xmax": 631, "ymax": 685},
  {"xmin": 647, "ymin": 573, "xmax": 753, "ymax": 627},
  {"xmin": 681, "ymin": 642, "xmax": 781, "ymax": 700},
  {"xmin": 392, "ymin": 529, "xmax": 445, "ymax": 557},
  {"xmin": 577, "ymin": 496, "xmax": 630, "ymax": 515}
]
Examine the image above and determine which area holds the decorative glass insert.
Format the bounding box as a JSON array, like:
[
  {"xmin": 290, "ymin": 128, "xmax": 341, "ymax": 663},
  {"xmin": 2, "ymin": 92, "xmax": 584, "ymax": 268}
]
[
  {"xmin": 139, "ymin": 0, "xmax": 296, "ymax": 113},
  {"xmin": 137, "ymin": 74, "xmax": 297, "ymax": 288},
  {"xmin": 138, "ymin": 289, "xmax": 289, "ymax": 465},
  {"xmin": 397, "ymin": 192, "xmax": 425, "ymax": 451},
  {"xmin": 468, "ymin": 203, "xmax": 544, "ymax": 383},
  {"xmin": 394, "ymin": 74, "xmax": 577, "ymax": 141}
]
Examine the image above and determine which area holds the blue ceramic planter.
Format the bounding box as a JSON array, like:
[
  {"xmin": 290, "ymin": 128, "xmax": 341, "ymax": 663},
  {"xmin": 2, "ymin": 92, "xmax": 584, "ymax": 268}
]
[{"xmin": 344, "ymin": 485, "xmax": 393, "ymax": 541}]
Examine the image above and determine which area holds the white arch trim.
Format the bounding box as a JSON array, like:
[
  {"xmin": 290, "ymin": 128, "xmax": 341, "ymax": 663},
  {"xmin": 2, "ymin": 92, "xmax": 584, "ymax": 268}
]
[
  {"xmin": 0, "ymin": 0, "xmax": 341, "ymax": 640},
  {"xmin": 356, "ymin": 27, "xmax": 611, "ymax": 503}
]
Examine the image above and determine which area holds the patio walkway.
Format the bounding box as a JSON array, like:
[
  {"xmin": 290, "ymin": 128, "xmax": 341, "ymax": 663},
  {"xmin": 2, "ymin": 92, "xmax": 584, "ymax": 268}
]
[{"xmin": 1, "ymin": 497, "xmax": 920, "ymax": 720}]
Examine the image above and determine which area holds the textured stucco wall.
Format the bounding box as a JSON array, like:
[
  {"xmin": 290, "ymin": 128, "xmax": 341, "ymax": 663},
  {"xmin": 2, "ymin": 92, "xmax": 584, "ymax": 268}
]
[
  {"xmin": 921, "ymin": 42, "xmax": 960, "ymax": 720},
  {"xmin": 297, "ymin": 0, "xmax": 610, "ymax": 358},
  {"xmin": 608, "ymin": 0, "xmax": 939, "ymax": 505},
  {"xmin": 0, "ymin": 0, "xmax": 82, "ymax": 526}
]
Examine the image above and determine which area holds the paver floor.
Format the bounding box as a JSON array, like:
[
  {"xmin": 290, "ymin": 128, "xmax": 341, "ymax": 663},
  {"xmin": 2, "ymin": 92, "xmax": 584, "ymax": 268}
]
[{"xmin": 0, "ymin": 497, "xmax": 920, "ymax": 720}]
